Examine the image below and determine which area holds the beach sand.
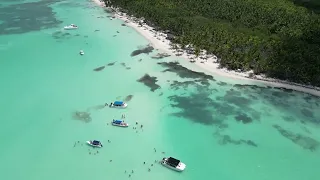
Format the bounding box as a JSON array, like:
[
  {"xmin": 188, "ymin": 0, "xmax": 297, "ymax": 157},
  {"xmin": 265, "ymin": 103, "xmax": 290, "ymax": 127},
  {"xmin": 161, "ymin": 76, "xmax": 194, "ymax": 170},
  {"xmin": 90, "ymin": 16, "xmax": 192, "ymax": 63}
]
[
  {"xmin": 92, "ymin": 0, "xmax": 105, "ymax": 7},
  {"xmin": 92, "ymin": 1, "xmax": 320, "ymax": 97}
]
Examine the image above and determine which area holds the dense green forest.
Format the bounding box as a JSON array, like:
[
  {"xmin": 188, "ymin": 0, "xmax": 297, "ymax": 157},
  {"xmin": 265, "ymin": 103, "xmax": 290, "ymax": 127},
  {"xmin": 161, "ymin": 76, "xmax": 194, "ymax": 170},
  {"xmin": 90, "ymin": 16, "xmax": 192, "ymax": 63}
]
[{"xmin": 104, "ymin": 0, "xmax": 320, "ymax": 86}]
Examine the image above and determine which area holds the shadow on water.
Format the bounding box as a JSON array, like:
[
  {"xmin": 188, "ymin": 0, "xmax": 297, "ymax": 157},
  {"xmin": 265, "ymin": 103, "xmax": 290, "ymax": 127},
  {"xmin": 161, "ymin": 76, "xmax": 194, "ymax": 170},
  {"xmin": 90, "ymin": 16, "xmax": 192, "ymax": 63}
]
[
  {"xmin": 156, "ymin": 61, "xmax": 320, "ymax": 149},
  {"xmin": 273, "ymin": 124, "xmax": 320, "ymax": 151},
  {"xmin": 137, "ymin": 74, "xmax": 161, "ymax": 92},
  {"xmin": 213, "ymin": 131, "xmax": 258, "ymax": 148},
  {"xmin": 0, "ymin": 0, "xmax": 63, "ymax": 35},
  {"xmin": 72, "ymin": 111, "xmax": 92, "ymax": 123}
]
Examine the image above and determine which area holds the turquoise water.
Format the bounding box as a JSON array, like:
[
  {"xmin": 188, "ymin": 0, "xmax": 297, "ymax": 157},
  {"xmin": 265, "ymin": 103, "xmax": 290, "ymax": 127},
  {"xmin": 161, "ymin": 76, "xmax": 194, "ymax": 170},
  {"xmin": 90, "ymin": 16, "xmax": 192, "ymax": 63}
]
[{"xmin": 0, "ymin": 0, "xmax": 320, "ymax": 180}]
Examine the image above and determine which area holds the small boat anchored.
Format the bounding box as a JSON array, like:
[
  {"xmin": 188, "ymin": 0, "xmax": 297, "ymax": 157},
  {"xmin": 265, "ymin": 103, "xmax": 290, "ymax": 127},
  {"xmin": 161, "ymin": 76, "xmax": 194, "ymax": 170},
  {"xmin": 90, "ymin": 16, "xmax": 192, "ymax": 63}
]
[
  {"xmin": 109, "ymin": 101, "xmax": 128, "ymax": 108},
  {"xmin": 80, "ymin": 50, "xmax": 84, "ymax": 55},
  {"xmin": 64, "ymin": 24, "xmax": 78, "ymax": 30},
  {"xmin": 161, "ymin": 157, "xmax": 186, "ymax": 172},
  {"xmin": 86, "ymin": 140, "xmax": 103, "ymax": 148},
  {"xmin": 112, "ymin": 119, "xmax": 129, "ymax": 127}
]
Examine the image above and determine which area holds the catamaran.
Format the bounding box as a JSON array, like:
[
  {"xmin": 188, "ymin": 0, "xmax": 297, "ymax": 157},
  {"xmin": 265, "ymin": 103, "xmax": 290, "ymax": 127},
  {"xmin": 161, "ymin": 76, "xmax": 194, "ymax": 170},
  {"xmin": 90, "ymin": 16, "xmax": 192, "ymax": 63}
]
[
  {"xmin": 112, "ymin": 119, "xmax": 129, "ymax": 127},
  {"xmin": 86, "ymin": 140, "xmax": 103, "ymax": 148},
  {"xmin": 109, "ymin": 101, "xmax": 127, "ymax": 108},
  {"xmin": 161, "ymin": 157, "xmax": 186, "ymax": 172},
  {"xmin": 64, "ymin": 24, "xmax": 78, "ymax": 30}
]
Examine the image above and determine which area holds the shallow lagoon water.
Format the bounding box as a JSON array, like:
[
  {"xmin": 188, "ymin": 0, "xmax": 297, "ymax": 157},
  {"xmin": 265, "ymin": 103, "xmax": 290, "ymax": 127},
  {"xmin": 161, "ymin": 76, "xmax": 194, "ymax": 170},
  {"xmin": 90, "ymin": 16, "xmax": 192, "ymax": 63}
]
[{"xmin": 0, "ymin": 0, "xmax": 320, "ymax": 180}]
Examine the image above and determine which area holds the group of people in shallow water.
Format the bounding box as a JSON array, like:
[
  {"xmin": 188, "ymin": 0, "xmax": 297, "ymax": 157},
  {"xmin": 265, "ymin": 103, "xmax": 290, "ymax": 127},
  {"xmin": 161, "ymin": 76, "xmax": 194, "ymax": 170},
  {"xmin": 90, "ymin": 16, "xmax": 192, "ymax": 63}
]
[
  {"xmin": 100, "ymin": 100, "xmax": 166, "ymax": 176},
  {"xmin": 105, "ymin": 102, "xmax": 112, "ymax": 107}
]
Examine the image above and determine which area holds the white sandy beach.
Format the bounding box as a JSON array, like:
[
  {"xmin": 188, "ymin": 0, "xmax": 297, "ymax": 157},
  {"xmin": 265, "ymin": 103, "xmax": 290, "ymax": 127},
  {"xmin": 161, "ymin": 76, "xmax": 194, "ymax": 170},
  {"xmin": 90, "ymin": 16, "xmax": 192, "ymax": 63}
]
[
  {"xmin": 92, "ymin": 0, "xmax": 105, "ymax": 7},
  {"xmin": 92, "ymin": 1, "xmax": 320, "ymax": 97}
]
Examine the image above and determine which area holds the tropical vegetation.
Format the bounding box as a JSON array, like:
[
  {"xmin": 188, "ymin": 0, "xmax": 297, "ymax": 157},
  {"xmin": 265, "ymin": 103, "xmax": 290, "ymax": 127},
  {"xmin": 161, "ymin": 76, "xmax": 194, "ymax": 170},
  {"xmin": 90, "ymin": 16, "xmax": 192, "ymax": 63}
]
[{"xmin": 104, "ymin": 0, "xmax": 320, "ymax": 86}]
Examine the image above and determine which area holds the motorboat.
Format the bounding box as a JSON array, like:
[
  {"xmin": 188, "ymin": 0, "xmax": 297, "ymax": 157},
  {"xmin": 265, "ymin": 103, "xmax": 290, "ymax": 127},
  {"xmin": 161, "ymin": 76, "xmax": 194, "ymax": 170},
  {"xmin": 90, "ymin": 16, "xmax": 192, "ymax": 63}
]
[
  {"xmin": 80, "ymin": 50, "xmax": 84, "ymax": 55},
  {"xmin": 112, "ymin": 119, "xmax": 129, "ymax": 127},
  {"xmin": 64, "ymin": 24, "xmax": 78, "ymax": 30},
  {"xmin": 86, "ymin": 140, "xmax": 103, "ymax": 148},
  {"xmin": 161, "ymin": 157, "xmax": 186, "ymax": 172},
  {"xmin": 109, "ymin": 101, "xmax": 127, "ymax": 108}
]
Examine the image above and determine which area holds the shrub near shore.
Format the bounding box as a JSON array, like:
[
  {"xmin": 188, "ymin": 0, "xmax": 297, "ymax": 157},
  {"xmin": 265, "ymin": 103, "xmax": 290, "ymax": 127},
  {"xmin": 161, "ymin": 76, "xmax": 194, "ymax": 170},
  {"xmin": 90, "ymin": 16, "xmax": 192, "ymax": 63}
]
[{"xmin": 104, "ymin": 0, "xmax": 320, "ymax": 87}]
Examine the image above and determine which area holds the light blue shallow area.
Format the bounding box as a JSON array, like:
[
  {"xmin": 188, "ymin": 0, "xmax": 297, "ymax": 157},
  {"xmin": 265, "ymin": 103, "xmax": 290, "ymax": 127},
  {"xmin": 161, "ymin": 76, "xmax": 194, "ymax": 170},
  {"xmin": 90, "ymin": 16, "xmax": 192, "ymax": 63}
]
[{"xmin": 0, "ymin": 0, "xmax": 319, "ymax": 180}]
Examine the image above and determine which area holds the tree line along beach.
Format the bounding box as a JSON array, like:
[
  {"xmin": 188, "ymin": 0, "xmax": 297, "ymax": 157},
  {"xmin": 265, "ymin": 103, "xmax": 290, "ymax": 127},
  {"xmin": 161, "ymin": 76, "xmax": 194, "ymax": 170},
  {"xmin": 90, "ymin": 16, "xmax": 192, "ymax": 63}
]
[{"xmin": 93, "ymin": 0, "xmax": 320, "ymax": 97}]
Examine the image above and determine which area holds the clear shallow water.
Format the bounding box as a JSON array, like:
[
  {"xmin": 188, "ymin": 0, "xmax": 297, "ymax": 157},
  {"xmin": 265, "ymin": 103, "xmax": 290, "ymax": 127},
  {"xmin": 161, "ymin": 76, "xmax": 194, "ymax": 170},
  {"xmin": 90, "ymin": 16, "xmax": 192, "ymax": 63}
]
[{"xmin": 0, "ymin": 0, "xmax": 320, "ymax": 180}]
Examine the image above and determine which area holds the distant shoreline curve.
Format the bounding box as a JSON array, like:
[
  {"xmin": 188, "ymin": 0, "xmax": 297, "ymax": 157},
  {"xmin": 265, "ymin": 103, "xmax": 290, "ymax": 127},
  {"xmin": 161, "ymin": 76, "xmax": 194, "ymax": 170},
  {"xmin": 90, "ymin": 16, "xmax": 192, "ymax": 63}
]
[{"xmin": 91, "ymin": 0, "xmax": 320, "ymax": 97}]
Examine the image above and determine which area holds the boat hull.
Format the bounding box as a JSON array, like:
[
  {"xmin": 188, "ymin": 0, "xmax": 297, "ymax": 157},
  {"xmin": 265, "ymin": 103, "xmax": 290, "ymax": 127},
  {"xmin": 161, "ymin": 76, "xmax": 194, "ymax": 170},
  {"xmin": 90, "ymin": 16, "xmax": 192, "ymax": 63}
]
[
  {"xmin": 110, "ymin": 103, "xmax": 127, "ymax": 109},
  {"xmin": 64, "ymin": 26, "xmax": 78, "ymax": 30},
  {"xmin": 86, "ymin": 141, "xmax": 103, "ymax": 148},
  {"xmin": 161, "ymin": 159, "xmax": 186, "ymax": 172},
  {"xmin": 112, "ymin": 123, "xmax": 129, "ymax": 127}
]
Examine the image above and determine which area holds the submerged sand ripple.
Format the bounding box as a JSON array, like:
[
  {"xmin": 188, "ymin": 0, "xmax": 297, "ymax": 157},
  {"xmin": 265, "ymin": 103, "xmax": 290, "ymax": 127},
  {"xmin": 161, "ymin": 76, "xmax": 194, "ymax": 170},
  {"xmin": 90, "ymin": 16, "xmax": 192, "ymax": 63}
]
[{"xmin": 72, "ymin": 111, "xmax": 92, "ymax": 123}]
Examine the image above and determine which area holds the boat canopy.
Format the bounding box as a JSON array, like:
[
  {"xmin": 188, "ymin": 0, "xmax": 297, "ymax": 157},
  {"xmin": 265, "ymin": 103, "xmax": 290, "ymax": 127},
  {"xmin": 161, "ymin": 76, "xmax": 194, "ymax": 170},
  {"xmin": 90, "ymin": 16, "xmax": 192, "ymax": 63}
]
[
  {"xmin": 114, "ymin": 101, "xmax": 124, "ymax": 106},
  {"xmin": 113, "ymin": 120, "xmax": 123, "ymax": 124},
  {"xmin": 92, "ymin": 140, "xmax": 101, "ymax": 145},
  {"xmin": 167, "ymin": 157, "xmax": 180, "ymax": 167}
]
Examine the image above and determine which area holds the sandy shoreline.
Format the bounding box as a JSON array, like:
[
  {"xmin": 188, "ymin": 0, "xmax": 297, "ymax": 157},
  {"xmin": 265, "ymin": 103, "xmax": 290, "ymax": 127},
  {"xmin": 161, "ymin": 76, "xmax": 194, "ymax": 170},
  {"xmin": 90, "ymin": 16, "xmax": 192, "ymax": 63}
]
[
  {"xmin": 92, "ymin": 0, "xmax": 105, "ymax": 7},
  {"xmin": 92, "ymin": 1, "xmax": 320, "ymax": 97}
]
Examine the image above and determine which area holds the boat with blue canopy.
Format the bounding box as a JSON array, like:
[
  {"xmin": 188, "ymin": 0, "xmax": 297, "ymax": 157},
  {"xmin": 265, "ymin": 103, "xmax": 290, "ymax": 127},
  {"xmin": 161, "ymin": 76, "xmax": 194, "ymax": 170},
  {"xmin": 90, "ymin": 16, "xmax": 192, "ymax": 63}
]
[
  {"xmin": 109, "ymin": 101, "xmax": 127, "ymax": 108},
  {"xmin": 112, "ymin": 119, "xmax": 129, "ymax": 127},
  {"xmin": 86, "ymin": 140, "xmax": 103, "ymax": 148}
]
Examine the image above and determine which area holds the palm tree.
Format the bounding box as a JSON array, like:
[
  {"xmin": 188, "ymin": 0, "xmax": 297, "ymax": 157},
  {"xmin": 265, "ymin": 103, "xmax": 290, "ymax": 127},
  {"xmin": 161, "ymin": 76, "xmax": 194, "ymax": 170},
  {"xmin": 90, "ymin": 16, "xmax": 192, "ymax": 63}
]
[{"xmin": 194, "ymin": 46, "xmax": 200, "ymax": 61}]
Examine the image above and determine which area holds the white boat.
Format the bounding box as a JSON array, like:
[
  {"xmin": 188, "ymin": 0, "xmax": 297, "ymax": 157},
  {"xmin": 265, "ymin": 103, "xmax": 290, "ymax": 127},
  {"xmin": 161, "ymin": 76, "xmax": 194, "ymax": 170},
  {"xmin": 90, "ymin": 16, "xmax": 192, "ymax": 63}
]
[
  {"xmin": 80, "ymin": 50, "xmax": 84, "ymax": 55},
  {"xmin": 109, "ymin": 101, "xmax": 128, "ymax": 109},
  {"xmin": 161, "ymin": 157, "xmax": 186, "ymax": 172},
  {"xmin": 112, "ymin": 119, "xmax": 129, "ymax": 127},
  {"xmin": 86, "ymin": 140, "xmax": 103, "ymax": 148},
  {"xmin": 64, "ymin": 24, "xmax": 78, "ymax": 30}
]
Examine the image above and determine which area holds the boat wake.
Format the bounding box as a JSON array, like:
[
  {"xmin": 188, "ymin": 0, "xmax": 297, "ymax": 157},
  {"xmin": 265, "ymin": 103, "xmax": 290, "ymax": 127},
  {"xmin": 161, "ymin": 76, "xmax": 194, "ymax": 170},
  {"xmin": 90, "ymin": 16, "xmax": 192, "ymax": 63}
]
[
  {"xmin": 124, "ymin": 95, "xmax": 133, "ymax": 102},
  {"xmin": 86, "ymin": 105, "xmax": 105, "ymax": 111},
  {"xmin": 0, "ymin": 42, "xmax": 12, "ymax": 50}
]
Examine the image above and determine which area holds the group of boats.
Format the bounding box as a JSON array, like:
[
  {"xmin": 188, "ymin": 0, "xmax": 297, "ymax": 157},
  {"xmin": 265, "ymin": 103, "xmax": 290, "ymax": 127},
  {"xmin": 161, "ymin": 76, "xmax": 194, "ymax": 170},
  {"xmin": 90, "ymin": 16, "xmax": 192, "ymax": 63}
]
[
  {"xmin": 63, "ymin": 24, "xmax": 84, "ymax": 55},
  {"xmin": 64, "ymin": 23, "xmax": 175, "ymax": 169},
  {"xmin": 86, "ymin": 139, "xmax": 186, "ymax": 171},
  {"xmin": 85, "ymin": 84, "xmax": 186, "ymax": 171}
]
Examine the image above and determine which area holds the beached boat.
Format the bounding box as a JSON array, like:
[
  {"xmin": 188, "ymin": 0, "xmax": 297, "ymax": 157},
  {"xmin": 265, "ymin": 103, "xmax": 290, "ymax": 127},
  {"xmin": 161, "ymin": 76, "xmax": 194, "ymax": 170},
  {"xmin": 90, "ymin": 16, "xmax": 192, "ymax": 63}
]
[
  {"xmin": 64, "ymin": 24, "xmax": 78, "ymax": 30},
  {"xmin": 161, "ymin": 157, "xmax": 186, "ymax": 172},
  {"xmin": 80, "ymin": 50, "xmax": 84, "ymax": 55},
  {"xmin": 112, "ymin": 119, "xmax": 129, "ymax": 127},
  {"xmin": 86, "ymin": 140, "xmax": 103, "ymax": 148},
  {"xmin": 109, "ymin": 101, "xmax": 128, "ymax": 108}
]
